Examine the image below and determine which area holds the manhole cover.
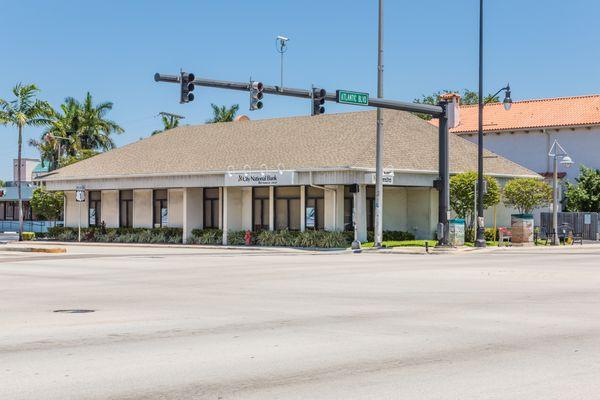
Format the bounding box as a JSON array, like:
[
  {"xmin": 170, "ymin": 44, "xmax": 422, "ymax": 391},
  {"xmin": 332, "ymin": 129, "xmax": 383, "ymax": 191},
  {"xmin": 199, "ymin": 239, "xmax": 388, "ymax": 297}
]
[{"xmin": 53, "ymin": 309, "xmax": 95, "ymax": 314}]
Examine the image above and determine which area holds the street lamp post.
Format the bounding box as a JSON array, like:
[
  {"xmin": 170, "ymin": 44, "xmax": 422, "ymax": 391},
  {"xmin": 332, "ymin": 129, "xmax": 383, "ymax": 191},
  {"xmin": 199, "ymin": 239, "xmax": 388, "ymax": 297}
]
[
  {"xmin": 548, "ymin": 139, "xmax": 573, "ymax": 245},
  {"xmin": 475, "ymin": 0, "xmax": 513, "ymax": 247}
]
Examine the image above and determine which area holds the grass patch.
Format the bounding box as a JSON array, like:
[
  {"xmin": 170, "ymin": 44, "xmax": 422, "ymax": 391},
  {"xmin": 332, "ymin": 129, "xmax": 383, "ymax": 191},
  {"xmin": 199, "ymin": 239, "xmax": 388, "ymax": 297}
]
[{"xmin": 464, "ymin": 241, "xmax": 499, "ymax": 247}]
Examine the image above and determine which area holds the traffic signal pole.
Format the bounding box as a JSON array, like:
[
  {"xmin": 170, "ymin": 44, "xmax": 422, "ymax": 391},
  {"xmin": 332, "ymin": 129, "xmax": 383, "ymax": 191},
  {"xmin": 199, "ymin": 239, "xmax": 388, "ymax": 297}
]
[{"xmin": 153, "ymin": 73, "xmax": 450, "ymax": 246}]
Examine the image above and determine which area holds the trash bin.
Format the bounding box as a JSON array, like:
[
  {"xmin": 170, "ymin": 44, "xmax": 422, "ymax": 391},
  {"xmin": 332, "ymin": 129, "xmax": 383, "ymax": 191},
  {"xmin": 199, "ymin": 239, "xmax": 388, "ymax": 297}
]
[{"xmin": 448, "ymin": 218, "xmax": 465, "ymax": 246}]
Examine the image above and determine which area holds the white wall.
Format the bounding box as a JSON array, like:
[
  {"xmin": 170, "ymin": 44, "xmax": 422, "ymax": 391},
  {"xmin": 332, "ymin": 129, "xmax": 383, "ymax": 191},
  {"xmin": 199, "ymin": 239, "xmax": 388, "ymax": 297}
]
[
  {"xmin": 64, "ymin": 191, "xmax": 88, "ymax": 228},
  {"xmin": 101, "ymin": 190, "xmax": 119, "ymax": 228},
  {"xmin": 224, "ymin": 186, "xmax": 243, "ymax": 231},
  {"xmin": 168, "ymin": 189, "xmax": 184, "ymax": 228},
  {"xmin": 383, "ymin": 187, "xmax": 408, "ymax": 231},
  {"xmin": 406, "ymin": 188, "xmax": 435, "ymax": 239},
  {"xmin": 241, "ymin": 187, "xmax": 252, "ymax": 231},
  {"xmin": 183, "ymin": 188, "xmax": 203, "ymax": 243},
  {"xmin": 461, "ymin": 127, "xmax": 600, "ymax": 182},
  {"xmin": 133, "ymin": 189, "xmax": 152, "ymax": 228}
]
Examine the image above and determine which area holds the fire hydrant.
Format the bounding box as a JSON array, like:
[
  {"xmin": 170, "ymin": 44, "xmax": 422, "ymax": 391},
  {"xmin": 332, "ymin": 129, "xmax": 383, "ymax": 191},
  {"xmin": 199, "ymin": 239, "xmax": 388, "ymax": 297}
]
[{"xmin": 244, "ymin": 230, "xmax": 252, "ymax": 246}]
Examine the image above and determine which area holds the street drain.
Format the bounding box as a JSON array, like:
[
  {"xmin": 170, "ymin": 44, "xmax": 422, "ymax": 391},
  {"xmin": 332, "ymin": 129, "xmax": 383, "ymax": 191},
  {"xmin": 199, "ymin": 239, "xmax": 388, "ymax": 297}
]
[{"xmin": 53, "ymin": 309, "xmax": 95, "ymax": 314}]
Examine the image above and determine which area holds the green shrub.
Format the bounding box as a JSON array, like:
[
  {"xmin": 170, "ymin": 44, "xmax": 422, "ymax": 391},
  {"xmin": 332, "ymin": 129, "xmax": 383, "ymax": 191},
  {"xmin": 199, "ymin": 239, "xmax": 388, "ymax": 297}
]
[
  {"xmin": 191, "ymin": 229, "xmax": 223, "ymax": 245},
  {"xmin": 46, "ymin": 226, "xmax": 183, "ymax": 244},
  {"xmin": 22, "ymin": 232, "xmax": 35, "ymax": 241},
  {"xmin": 367, "ymin": 230, "xmax": 415, "ymax": 242},
  {"xmin": 484, "ymin": 228, "xmax": 498, "ymax": 242},
  {"xmin": 227, "ymin": 230, "xmax": 247, "ymax": 246}
]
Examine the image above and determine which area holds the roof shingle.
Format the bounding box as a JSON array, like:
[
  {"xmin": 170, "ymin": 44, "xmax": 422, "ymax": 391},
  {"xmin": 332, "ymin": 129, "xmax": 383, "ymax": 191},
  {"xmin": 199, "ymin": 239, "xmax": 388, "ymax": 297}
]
[{"xmin": 43, "ymin": 110, "xmax": 537, "ymax": 181}]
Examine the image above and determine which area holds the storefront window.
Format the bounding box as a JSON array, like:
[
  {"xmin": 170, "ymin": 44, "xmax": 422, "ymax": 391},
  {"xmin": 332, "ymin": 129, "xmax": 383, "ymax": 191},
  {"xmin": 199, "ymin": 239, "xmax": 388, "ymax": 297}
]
[
  {"xmin": 119, "ymin": 190, "xmax": 133, "ymax": 228},
  {"xmin": 0, "ymin": 203, "xmax": 5, "ymax": 220},
  {"xmin": 203, "ymin": 188, "xmax": 219, "ymax": 229},
  {"xmin": 153, "ymin": 189, "xmax": 168, "ymax": 228},
  {"xmin": 366, "ymin": 186, "xmax": 375, "ymax": 231},
  {"xmin": 275, "ymin": 186, "xmax": 300, "ymax": 231},
  {"xmin": 88, "ymin": 191, "xmax": 101, "ymax": 227},
  {"xmin": 252, "ymin": 187, "xmax": 269, "ymax": 231},
  {"xmin": 305, "ymin": 186, "xmax": 324, "ymax": 230}
]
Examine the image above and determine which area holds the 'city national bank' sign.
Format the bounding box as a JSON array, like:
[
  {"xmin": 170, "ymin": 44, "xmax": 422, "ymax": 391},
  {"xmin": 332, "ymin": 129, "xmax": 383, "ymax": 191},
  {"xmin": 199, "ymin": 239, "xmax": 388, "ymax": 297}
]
[{"xmin": 224, "ymin": 170, "xmax": 297, "ymax": 186}]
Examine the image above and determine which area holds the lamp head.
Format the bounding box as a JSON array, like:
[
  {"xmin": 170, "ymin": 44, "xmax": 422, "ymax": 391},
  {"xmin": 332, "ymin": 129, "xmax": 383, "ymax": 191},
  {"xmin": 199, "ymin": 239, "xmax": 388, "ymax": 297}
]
[
  {"xmin": 560, "ymin": 155, "xmax": 574, "ymax": 168},
  {"xmin": 503, "ymin": 84, "xmax": 512, "ymax": 111}
]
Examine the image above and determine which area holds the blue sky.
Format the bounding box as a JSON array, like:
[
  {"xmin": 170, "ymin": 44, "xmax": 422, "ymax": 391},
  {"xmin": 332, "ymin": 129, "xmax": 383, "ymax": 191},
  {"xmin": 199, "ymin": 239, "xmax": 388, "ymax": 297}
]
[{"xmin": 1, "ymin": 0, "xmax": 598, "ymax": 180}]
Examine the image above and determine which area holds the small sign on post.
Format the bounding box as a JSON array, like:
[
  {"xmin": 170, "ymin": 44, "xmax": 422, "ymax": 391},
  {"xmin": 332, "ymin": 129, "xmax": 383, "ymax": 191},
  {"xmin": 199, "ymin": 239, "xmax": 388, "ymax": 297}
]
[
  {"xmin": 336, "ymin": 90, "xmax": 369, "ymax": 106},
  {"xmin": 75, "ymin": 185, "xmax": 85, "ymax": 242}
]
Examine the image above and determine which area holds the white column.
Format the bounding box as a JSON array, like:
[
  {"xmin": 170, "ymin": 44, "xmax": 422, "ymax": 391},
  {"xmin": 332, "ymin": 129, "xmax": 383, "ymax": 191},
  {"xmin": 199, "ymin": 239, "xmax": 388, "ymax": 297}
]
[
  {"xmin": 167, "ymin": 189, "xmax": 184, "ymax": 228},
  {"xmin": 300, "ymin": 185, "xmax": 306, "ymax": 232},
  {"xmin": 355, "ymin": 184, "xmax": 367, "ymax": 242},
  {"xmin": 269, "ymin": 186, "xmax": 275, "ymax": 231},
  {"xmin": 222, "ymin": 186, "xmax": 229, "ymax": 245},
  {"xmin": 183, "ymin": 188, "xmax": 203, "ymax": 244}
]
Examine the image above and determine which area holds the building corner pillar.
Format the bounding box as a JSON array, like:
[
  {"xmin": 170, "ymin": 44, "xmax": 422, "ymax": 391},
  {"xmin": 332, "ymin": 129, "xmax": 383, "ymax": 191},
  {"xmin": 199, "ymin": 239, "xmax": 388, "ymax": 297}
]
[{"xmin": 300, "ymin": 185, "xmax": 306, "ymax": 232}]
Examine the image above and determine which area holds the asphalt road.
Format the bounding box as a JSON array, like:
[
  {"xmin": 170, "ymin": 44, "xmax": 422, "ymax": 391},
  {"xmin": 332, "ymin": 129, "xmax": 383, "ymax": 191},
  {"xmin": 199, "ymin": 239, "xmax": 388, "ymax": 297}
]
[{"xmin": 1, "ymin": 245, "xmax": 600, "ymax": 399}]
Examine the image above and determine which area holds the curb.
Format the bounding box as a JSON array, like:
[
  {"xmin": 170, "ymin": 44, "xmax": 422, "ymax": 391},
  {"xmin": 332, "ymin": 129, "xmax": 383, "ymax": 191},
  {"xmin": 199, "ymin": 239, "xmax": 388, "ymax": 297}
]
[
  {"xmin": 1, "ymin": 247, "xmax": 67, "ymax": 254},
  {"xmin": 15, "ymin": 241, "xmax": 346, "ymax": 253}
]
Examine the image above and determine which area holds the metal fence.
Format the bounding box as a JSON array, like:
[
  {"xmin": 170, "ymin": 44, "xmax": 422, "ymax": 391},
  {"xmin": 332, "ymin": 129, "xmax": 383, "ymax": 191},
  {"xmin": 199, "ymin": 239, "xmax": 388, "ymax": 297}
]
[
  {"xmin": 0, "ymin": 220, "xmax": 62, "ymax": 234},
  {"xmin": 540, "ymin": 212, "xmax": 599, "ymax": 240}
]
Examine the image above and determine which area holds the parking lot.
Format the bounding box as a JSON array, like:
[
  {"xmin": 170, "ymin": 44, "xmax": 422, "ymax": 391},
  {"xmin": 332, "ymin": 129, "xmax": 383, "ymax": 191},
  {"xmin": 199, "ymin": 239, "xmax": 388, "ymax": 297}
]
[{"xmin": 2, "ymin": 244, "xmax": 600, "ymax": 399}]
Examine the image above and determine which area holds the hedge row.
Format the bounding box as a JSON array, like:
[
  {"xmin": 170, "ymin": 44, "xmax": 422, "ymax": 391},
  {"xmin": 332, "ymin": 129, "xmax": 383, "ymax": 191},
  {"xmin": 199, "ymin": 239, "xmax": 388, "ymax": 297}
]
[
  {"xmin": 46, "ymin": 226, "xmax": 184, "ymax": 244},
  {"xmin": 45, "ymin": 226, "xmax": 415, "ymax": 248}
]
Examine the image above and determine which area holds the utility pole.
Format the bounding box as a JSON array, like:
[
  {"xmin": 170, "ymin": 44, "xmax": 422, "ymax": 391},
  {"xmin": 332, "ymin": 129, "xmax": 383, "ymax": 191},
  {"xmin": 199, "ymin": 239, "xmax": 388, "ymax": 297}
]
[{"xmin": 374, "ymin": 0, "xmax": 384, "ymax": 247}]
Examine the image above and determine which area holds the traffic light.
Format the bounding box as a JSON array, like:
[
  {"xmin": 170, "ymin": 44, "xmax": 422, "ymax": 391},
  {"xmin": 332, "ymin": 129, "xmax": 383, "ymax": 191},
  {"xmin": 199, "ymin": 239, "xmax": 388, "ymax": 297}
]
[
  {"xmin": 180, "ymin": 72, "xmax": 195, "ymax": 103},
  {"xmin": 312, "ymin": 87, "xmax": 326, "ymax": 115},
  {"xmin": 249, "ymin": 81, "xmax": 264, "ymax": 111}
]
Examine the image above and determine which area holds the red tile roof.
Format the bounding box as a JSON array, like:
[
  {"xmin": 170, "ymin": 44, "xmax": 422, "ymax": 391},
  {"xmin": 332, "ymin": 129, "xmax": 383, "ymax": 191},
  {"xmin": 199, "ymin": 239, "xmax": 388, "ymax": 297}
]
[{"xmin": 432, "ymin": 94, "xmax": 600, "ymax": 134}]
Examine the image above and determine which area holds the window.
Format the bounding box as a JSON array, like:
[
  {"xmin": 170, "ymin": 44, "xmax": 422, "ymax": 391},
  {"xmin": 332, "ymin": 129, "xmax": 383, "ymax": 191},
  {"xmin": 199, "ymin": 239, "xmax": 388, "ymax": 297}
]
[
  {"xmin": 6, "ymin": 202, "xmax": 15, "ymax": 220},
  {"xmin": 88, "ymin": 191, "xmax": 101, "ymax": 227},
  {"xmin": 203, "ymin": 188, "xmax": 219, "ymax": 229},
  {"xmin": 275, "ymin": 187, "xmax": 301, "ymax": 231},
  {"xmin": 305, "ymin": 186, "xmax": 324, "ymax": 230},
  {"xmin": 366, "ymin": 186, "xmax": 375, "ymax": 231},
  {"xmin": 153, "ymin": 189, "xmax": 168, "ymax": 228},
  {"xmin": 344, "ymin": 185, "xmax": 355, "ymax": 231},
  {"xmin": 119, "ymin": 190, "xmax": 133, "ymax": 228},
  {"xmin": 0, "ymin": 203, "xmax": 5, "ymax": 221},
  {"xmin": 252, "ymin": 187, "xmax": 270, "ymax": 231}
]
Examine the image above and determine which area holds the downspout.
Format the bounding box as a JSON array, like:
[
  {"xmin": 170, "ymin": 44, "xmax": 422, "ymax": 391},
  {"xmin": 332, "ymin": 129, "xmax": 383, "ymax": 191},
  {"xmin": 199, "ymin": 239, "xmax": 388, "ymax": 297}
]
[
  {"xmin": 544, "ymin": 129, "xmax": 550, "ymax": 174},
  {"xmin": 309, "ymin": 171, "xmax": 337, "ymax": 230}
]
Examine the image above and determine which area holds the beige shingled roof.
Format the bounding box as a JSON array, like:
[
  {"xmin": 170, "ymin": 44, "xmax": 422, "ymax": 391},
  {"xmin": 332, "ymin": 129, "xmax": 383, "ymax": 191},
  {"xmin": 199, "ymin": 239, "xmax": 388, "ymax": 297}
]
[{"xmin": 43, "ymin": 110, "xmax": 537, "ymax": 181}]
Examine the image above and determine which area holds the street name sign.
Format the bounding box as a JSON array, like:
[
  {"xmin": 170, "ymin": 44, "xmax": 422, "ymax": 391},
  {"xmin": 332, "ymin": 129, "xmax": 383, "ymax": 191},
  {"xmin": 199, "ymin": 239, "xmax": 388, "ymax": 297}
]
[{"xmin": 336, "ymin": 90, "xmax": 369, "ymax": 106}]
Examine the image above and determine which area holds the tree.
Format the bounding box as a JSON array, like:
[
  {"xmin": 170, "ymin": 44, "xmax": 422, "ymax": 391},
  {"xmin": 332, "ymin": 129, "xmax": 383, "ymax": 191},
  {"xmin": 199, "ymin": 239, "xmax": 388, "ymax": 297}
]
[
  {"xmin": 59, "ymin": 149, "xmax": 99, "ymax": 168},
  {"xmin": 73, "ymin": 93, "xmax": 124, "ymax": 151},
  {"xmin": 450, "ymin": 172, "xmax": 500, "ymax": 236},
  {"xmin": 413, "ymin": 89, "xmax": 500, "ymax": 120},
  {"xmin": 30, "ymin": 187, "xmax": 64, "ymax": 220},
  {"xmin": 152, "ymin": 115, "xmax": 181, "ymax": 135},
  {"xmin": 0, "ymin": 179, "xmax": 4, "ymax": 188},
  {"xmin": 0, "ymin": 83, "xmax": 53, "ymax": 240},
  {"xmin": 565, "ymin": 165, "xmax": 600, "ymax": 212},
  {"xmin": 503, "ymin": 178, "xmax": 552, "ymax": 214},
  {"xmin": 206, "ymin": 104, "xmax": 239, "ymax": 123},
  {"xmin": 29, "ymin": 93, "xmax": 123, "ymax": 170}
]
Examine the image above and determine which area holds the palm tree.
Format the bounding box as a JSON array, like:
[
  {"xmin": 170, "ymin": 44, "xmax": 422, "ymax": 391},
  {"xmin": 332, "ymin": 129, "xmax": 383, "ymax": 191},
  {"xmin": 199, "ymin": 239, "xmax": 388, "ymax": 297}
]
[
  {"xmin": 206, "ymin": 104, "xmax": 240, "ymax": 123},
  {"xmin": 0, "ymin": 83, "xmax": 53, "ymax": 240},
  {"xmin": 75, "ymin": 92, "xmax": 124, "ymax": 151},
  {"xmin": 152, "ymin": 115, "xmax": 181, "ymax": 135}
]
